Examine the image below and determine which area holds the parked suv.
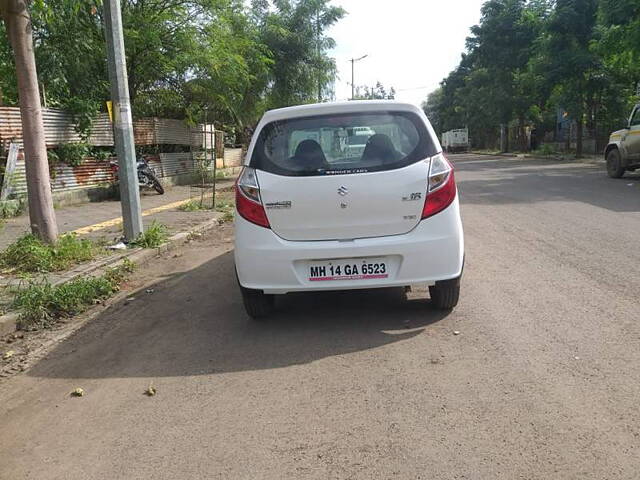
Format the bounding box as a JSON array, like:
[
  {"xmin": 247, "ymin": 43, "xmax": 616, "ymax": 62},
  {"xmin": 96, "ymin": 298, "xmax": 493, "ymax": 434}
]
[
  {"xmin": 234, "ymin": 101, "xmax": 464, "ymax": 318},
  {"xmin": 605, "ymin": 104, "xmax": 640, "ymax": 178}
]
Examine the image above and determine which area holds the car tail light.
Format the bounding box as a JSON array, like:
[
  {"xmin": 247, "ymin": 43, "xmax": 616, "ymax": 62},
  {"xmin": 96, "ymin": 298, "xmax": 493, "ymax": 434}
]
[
  {"xmin": 236, "ymin": 167, "xmax": 270, "ymax": 228},
  {"xmin": 421, "ymin": 153, "xmax": 457, "ymax": 219}
]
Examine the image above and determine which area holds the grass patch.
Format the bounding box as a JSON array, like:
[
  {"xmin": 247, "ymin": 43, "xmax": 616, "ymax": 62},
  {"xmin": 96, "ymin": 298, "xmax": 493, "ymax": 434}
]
[
  {"xmin": 13, "ymin": 259, "xmax": 135, "ymax": 329},
  {"xmin": 0, "ymin": 199, "xmax": 25, "ymax": 219},
  {"xmin": 533, "ymin": 144, "xmax": 558, "ymax": 157},
  {"xmin": 178, "ymin": 200, "xmax": 209, "ymax": 212},
  {"xmin": 215, "ymin": 199, "xmax": 235, "ymax": 223},
  {"xmin": 131, "ymin": 221, "xmax": 169, "ymax": 248},
  {"xmin": 1, "ymin": 233, "xmax": 98, "ymax": 274}
]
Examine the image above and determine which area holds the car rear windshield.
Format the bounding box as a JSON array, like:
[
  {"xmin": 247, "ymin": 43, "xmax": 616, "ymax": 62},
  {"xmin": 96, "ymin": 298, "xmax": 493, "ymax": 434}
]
[{"xmin": 249, "ymin": 111, "xmax": 437, "ymax": 176}]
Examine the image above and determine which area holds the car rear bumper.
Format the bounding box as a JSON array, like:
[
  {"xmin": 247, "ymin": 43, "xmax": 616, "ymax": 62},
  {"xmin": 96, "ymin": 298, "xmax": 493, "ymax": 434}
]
[{"xmin": 234, "ymin": 198, "xmax": 464, "ymax": 294}]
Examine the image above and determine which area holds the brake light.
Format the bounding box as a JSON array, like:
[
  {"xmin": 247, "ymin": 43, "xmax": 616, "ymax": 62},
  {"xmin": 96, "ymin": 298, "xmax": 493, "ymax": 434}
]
[
  {"xmin": 235, "ymin": 167, "xmax": 270, "ymax": 228},
  {"xmin": 421, "ymin": 153, "xmax": 457, "ymax": 219}
]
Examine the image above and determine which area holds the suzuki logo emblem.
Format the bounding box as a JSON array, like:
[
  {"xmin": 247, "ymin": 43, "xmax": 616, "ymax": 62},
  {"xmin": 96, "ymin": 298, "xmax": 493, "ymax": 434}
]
[{"xmin": 338, "ymin": 186, "xmax": 349, "ymax": 196}]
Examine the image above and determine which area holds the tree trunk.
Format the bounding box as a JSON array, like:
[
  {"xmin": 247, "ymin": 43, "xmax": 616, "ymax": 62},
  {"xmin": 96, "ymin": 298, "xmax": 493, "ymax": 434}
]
[
  {"xmin": 576, "ymin": 118, "xmax": 583, "ymax": 159},
  {"xmin": 1, "ymin": 0, "xmax": 58, "ymax": 243}
]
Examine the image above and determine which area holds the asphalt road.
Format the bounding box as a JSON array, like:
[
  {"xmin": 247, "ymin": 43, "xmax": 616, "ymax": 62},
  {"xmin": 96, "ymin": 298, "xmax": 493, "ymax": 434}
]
[{"xmin": 1, "ymin": 154, "xmax": 640, "ymax": 479}]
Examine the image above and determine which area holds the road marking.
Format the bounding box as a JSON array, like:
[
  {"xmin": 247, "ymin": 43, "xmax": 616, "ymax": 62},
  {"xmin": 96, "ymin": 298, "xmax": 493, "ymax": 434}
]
[{"xmin": 72, "ymin": 197, "xmax": 198, "ymax": 235}]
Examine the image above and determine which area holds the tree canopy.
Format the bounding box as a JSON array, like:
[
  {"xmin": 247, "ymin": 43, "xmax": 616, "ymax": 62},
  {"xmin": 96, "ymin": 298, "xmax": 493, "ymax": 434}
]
[
  {"xmin": 424, "ymin": 0, "xmax": 640, "ymax": 155},
  {"xmin": 0, "ymin": 0, "xmax": 345, "ymax": 136}
]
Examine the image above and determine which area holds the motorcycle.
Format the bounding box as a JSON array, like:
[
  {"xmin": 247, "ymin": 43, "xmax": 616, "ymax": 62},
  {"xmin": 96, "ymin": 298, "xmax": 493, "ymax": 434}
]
[{"xmin": 110, "ymin": 156, "xmax": 164, "ymax": 195}]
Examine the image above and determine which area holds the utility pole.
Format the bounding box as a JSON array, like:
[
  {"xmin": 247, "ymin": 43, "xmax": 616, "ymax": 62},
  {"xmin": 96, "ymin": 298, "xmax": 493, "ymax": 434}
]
[
  {"xmin": 349, "ymin": 54, "xmax": 368, "ymax": 100},
  {"xmin": 1, "ymin": 0, "xmax": 58, "ymax": 243},
  {"xmin": 316, "ymin": 7, "xmax": 322, "ymax": 103},
  {"xmin": 103, "ymin": 0, "xmax": 143, "ymax": 241}
]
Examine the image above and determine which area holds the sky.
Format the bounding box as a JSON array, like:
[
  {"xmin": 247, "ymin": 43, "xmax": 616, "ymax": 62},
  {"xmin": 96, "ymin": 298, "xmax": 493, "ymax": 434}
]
[{"xmin": 328, "ymin": 0, "xmax": 486, "ymax": 106}]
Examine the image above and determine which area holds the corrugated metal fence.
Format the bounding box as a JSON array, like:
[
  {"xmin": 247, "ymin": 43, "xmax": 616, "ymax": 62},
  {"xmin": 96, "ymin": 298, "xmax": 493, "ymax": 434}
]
[
  {"xmin": 0, "ymin": 107, "xmax": 202, "ymax": 149},
  {"xmin": 8, "ymin": 152, "xmax": 197, "ymax": 196},
  {"xmin": 9, "ymin": 152, "xmax": 114, "ymax": 196},
  {"xmin": 0, "ymin": 107, "xmax": 217, "ymax": 198}
]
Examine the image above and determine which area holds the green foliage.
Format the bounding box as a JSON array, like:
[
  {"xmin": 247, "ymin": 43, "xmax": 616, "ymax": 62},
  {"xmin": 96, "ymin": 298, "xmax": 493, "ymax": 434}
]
[
  {"xmin": 178, "ymin": 200, "xmax": 208, "ymax": 212},
  {"xmin": 216, "ymin": 199, "xmax": 235, "ymax": 223},
  {"xmin": 534, "ymin": 143, "xmax": 558, "ymax": 156},
  {"xmin": 427, "ymin": 0, "xmax": 639, "ymax": 154},
  {"xmin": 13, "ymin": 259, "xmax": 135, "ymax": 329},
  {"xmin": 0, "ymin": 200, "xmax": 25, "ymax": 219},
  {"xmin": 92, "ymin": 148, "xmax": 114, "ymax": 162},
  {"xmin": 257, "ymin": 0, "xmax": 345, "ymax": 109},
  {"xmin": 0, "ymin": 233, "xmax": 97, "ymax": 273},
  {"xmin": 66, "ymin": 98, "xmax": 100, "ymax": 139},
  {"xmin": 54, "ymin": 142, "xmax": 91, "ymax": 167},
  {"xmin": 131, "ymin": 221, "xmax": 168, "ymax": 248},
  {"xmin": 1, "ymin": 0, "xmax": 345, "ymax": 142},
  {"xmin": 354, "ymin": 82, "xmax": 396, "ymax": 100}
]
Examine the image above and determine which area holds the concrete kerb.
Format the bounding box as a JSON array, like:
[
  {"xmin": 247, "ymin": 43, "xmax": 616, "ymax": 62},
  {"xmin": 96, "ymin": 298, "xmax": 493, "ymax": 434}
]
[
  {"xmin": 0, "ymin": 215, "xmax": 222, "ymax": 337},
  {"xmin": 470, "ymin": 151, "xmax": 603, "ymax": 164}
]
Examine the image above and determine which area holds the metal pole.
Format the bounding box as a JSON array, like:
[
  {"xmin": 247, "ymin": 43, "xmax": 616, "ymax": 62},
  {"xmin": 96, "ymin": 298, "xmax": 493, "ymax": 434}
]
[
  {"xmin": 351, "ymin": 59, "xmax": 355, "ymax": 100},
  {"xmin": 103, "ymin": 0, "xmax": 143, "ymax": 241},
  {"xmin": 211, "ymin": 127, "xmax": 216, "ymax": 209}
]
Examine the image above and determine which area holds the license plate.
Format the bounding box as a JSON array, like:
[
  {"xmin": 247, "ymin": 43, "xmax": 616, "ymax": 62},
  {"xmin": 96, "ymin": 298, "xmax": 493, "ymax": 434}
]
[{"xmin": 308, "ymin": 258, "xmax": 389, "ymax": 282}]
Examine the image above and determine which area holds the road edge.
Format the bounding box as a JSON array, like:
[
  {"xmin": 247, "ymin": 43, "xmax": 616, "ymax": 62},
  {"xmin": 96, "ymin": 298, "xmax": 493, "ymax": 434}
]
[{"xmin": 0, "ymin": 215, "xmax": 223, "ymax": 336}]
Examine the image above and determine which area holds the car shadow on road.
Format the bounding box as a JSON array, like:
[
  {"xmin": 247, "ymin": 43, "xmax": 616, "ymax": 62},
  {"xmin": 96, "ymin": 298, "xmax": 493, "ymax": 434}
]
[{"xmin": 28, "ymin": 251, "xmax": 450, "ymax": 380}]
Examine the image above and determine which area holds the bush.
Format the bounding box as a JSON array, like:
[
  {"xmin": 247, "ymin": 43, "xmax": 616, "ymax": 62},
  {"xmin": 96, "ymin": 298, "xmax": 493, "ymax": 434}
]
[
  {"xmin": 215, "ymin": 199, "xmax": 235, "ymax": 223},
  {"xmin": 178, "ymin": 200, "xmax": 208, "ymax": 212},
  {"xmin": 534, "ymin": 143, "xmax": 557, "ymax": 156},
  {"xmin": 55, "ymin": 142, "xmax": 91, "ymax": 167},
  {"xmin": 131, "ymin": 221, "xmax": 168, "ymax": 248},
  {"xmin": 92, "ymin": 148, "xmax": 113, "ymax": 162},
  {"xmin": 0, "ymin": 200, "xmax": 25, "ymax": 219},
  {"xmin": 13, "ymin": 259, "xmax": 135, "ymax": 329},
  {"xmin": 0, "ymin": 233, "xmax": 97, "ymax": 273}
]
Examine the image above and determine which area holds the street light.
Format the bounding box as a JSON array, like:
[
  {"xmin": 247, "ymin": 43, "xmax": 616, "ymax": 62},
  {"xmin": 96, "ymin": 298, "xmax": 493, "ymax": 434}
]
[{"xmin": 350, "ymin": 54, "xmax": 368, "ymax": 100}]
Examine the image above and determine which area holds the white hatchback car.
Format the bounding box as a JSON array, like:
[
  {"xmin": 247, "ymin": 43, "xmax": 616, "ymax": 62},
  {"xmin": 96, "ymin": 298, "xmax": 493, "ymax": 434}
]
[{"xmin": 234, "ymin": 101, "xmax": 464, "ymax": 318}]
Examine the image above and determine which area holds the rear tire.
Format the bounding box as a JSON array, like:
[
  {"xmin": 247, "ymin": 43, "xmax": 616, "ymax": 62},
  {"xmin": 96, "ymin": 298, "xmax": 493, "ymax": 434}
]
[
  {"xmin": 151, "ymin": 175, "xmax": 165, "ymax": 195},
  {"xmin": 429, "ymin": 276, "xmax": 461, "ymax": 310},
  {"xmin": 143, "ymin": 171, "xmax": 165, "ymax": 194},
  {"xmin": 239, "ymin": 284, "xmax": 275, "ymax": 319},
  {"xmin": 606, "ymin": 149, "xmax": 625, "ymax": 178}
]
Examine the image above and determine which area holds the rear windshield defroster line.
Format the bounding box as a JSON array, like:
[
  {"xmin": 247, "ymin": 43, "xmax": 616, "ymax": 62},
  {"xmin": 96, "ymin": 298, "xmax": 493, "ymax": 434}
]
[{"xmin": 249, "ymin": 110, "xmax": 437, "ymax": 177}]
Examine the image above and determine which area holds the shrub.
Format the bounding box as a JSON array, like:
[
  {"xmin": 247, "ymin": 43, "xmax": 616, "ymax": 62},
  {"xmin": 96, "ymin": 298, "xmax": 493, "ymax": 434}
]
[
  {"xmin": 13, "ymin": 259, "xmax": 136, "ymax": 329},
  {"xmin": 92, "ymin": 148, "xmax": 113, "ymax": 162},
  {"xmin": 178, "ymin": 200, "xmax": 207, "ymax": 212},
  {"xmin": 56, "ymin": 142, "xmax": 91, "ymax": 167},
  {"xmin": 0, "ymin": 199, "xmax": 25, "ymax": 219},
  {"xmin": 131, "ymin": 221, "xmax": 168, "ymax": 248},
  {"xmin": 535, "ymin": 143, "xmax": 557, "ymax": 156},
  {"xmin": 1, "ymin": 233, "xmax": 97, "ymax": 273},
  {"xmin": 215, "ymin": 199, "xmax": 235, "ymax": 223}
]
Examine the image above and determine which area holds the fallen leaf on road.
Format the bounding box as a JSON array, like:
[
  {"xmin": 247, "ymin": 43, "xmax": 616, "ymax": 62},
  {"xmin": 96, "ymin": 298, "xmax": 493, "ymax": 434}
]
[
  {"xmin": 144, "ymin": 385, "xmax": 156, "ymax": 397},
  {"xmin": 70, "ymin": 388, "xmax": 85, "ymax": 397}
]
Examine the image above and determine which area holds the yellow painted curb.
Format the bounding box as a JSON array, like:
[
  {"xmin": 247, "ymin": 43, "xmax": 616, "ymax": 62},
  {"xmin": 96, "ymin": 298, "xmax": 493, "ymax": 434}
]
[{"xmin": 72, "ymin": 198, "xmax": 196, "ymax": 235}]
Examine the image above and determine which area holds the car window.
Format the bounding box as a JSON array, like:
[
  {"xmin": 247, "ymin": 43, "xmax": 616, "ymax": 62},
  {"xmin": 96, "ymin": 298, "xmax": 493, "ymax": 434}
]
[
  {"xmin": 631, "ymin": 108, "xmax": 640, "ymax": 127},
  {"xmin": 250, "ymin": 111, "xmax": 437, "ymax": 177}
]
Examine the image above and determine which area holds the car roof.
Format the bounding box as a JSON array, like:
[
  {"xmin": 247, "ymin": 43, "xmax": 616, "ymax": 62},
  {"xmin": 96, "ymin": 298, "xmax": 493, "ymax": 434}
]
[{"xmin": 261, "ymin": 100, "xmax": 424, "ymax": 123}]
